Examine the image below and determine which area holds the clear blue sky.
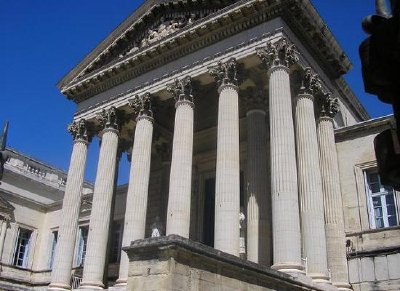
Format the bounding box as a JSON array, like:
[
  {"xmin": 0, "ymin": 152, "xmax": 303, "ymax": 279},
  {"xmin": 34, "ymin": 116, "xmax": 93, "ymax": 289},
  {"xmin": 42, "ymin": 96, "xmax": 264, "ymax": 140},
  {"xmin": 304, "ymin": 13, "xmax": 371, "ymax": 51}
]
[{"xmin": 0, "ymin": 0, "xmax": 393, "ymax": 184}]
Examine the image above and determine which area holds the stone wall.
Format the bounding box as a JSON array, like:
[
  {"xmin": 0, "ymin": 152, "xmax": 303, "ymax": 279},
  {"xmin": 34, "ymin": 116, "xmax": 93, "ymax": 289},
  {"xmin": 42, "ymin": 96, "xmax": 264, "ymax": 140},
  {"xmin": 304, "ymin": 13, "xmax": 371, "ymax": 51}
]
[{"xmin": 125, "ymin": 235, "xmax": 332, "ymax": 291}]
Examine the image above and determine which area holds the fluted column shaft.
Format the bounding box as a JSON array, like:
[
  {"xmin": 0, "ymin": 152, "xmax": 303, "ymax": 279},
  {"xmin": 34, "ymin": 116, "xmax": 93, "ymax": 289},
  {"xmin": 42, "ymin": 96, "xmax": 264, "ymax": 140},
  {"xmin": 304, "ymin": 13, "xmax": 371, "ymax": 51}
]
[
  {"xmin": 269, "ymin": 66, "xmax": 302, "ymax": 272},
  {"xmin": 214, "ymin": 84, "xmax": 240, "ymax": 256},
  {"xmin": 0, "ymin": 219, "xmax": 7, "ymax": 260},
  {"xmin": 318, "ymin": 117, "xmax": 351, "ymax": 290},
  {"xmin": 80, "ymin": 128, "xmax": 119, "ymax": 290},
  {"xmin": 49, "ymin": 131, "xmax": 89, "ymax": 290},
  {"xmin": 246, "ymin": 109, "xmax": 271, "ymax": 265},
  {"xmin": 295, "ymin": 93, "xmax": 329, "ymax": 283},
  {"xmin": 117, "ymin": 115, "xmax": 153, "ymax": 285},
  {"xmin": 166, "ymin": 100, "xmax": 194, "ymax": 237}
]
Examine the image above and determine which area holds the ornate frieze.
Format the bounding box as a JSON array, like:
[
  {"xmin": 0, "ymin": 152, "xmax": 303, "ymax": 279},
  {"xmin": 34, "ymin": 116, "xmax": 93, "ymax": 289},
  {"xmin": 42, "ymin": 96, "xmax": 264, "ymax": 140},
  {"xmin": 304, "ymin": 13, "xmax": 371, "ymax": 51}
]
[
  {"xmin": 320, "ymin": 93, "xmax": 340, "ymax": 118},
  {"xmin": 68, "ymin": 119, "xmax": 91, "ymax": 142},
  {"xmin": 166, "ymin": 76, "xmax": 194, "ymax": 104},
  {"xmin": 300, "ymin": 67, "xmax": 323, "ymax": 96},
  {"xmin": 256, "ymin": 37, "xmax": 300, "ymax": 70},
  {"xmin": 128, "ymin": 92, "xmax": 153, "ymax": 119},
  {"xmin": 242, "ymin": 88, "xmax": 267, "ymax": 112},
  {"xmin": 96, "ymin": 106, "xmax": 120, "ymax": 131},
  {"xmin": 208, "ymin": 58, "xmax": 239, "ymax": 87}
]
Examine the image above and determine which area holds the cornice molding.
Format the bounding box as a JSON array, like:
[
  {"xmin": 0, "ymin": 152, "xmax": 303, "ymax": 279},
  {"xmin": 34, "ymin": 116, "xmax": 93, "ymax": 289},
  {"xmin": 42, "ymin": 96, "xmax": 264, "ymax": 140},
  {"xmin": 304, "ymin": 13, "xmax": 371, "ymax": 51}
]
[{"xmin": 334, "ymin": 115, "xmax": 394, "ymax": 143}]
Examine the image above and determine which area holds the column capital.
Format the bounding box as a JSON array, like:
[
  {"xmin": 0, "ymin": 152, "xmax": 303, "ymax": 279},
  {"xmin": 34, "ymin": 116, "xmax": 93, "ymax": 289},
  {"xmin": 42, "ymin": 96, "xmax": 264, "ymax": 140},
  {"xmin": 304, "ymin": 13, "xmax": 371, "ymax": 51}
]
[
  {"xmin": 256, "ymin": 37, "xmax": 299, "ymax": 71},
  {"xmin": 242, "ymin": 88, "xmax": 267, "ymax": 112},
  {"xmin": 167, "ymin": 76, "xmax": 194, "ymax": 106},
  {"xmin": 208, "ymin": 58, "xmax": 240, "ymax": 89},
  {"xmin": 320, "ymin": 93, "xmax": 340, "ymax": 119},
  {"xmin": 68, "ymin": 119, "xmax": 91, "ymax": 143},
  {"xmin": 129, "ymin": 92, "xmax": 154, "ymax": 122},
  {"xmin": 300, "ymin": 67, "xmax": 323, "ymax": 96},
  {"xmin": 96, "ymin": 106, "xmax": 121, "ymax": 133}
]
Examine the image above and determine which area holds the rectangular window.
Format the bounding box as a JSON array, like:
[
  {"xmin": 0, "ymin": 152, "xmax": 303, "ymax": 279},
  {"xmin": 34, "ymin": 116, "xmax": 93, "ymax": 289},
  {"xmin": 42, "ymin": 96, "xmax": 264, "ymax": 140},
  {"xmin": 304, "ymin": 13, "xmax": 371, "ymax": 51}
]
[
  {"xmin": 48, "ymin": 231, "xmax": 58, "ymax": 269},
  {"xmin": 365, "ymin": 170, "xmax": 399, "ymax": 229},
  {"xmin": 13, "ymin": 228, "xmax": 32, "ymax": 268},
  {"xmin": 76, "ymin": 226, "xmax": 88, "ymax": 267},
  {"xmin": 109, "ymin": 221, "xmax": 123, "ymax": 263}
]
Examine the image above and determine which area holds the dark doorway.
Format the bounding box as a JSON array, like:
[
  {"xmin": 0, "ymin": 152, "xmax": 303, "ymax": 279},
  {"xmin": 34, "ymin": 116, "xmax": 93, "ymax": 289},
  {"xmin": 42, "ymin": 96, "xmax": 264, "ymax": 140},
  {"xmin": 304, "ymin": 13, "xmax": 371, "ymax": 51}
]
[{"xmin": 202, "ymin": 177, "xmax": 215, "ymax": 247}]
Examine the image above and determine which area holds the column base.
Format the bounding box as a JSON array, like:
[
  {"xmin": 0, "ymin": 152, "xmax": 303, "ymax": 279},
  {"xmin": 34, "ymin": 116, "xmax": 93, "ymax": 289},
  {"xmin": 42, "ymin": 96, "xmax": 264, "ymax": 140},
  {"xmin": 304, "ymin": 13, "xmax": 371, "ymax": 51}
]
[
  {"xmin": 48, "ymin": 283, "xmax": 71, "ymax": 291},
  {"xmin": 271, "ymin": 262, "xmax": 305, "ymax": 275},
  {"xmin": 308, "ymin": 272, "xmax": 331, "ymax": 284},
  {"xmin": 108, "ymin": 285, "xmax": 127, "ymax": 291},
  {"xmin": 334, "ymin": 282, "xmax": 352, "ymax": 291},
  {"xmin": 78, "ymin": 281, "xmax": 105, "ymax": 290}
]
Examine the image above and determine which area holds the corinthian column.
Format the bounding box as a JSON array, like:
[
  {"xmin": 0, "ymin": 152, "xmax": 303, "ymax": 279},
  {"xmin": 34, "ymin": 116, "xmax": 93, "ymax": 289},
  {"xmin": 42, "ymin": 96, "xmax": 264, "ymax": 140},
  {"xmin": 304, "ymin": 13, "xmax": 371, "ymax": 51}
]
[
  {"xmin": 318, "ymin": 94, "xmax": 351, "ymax": 290},
  {"xmin": 49, "ymin": 119, "xmax": 90, "ymax": 291},
  {"xmin": 256, "ymin": 38, "xmax": 303, "ymax": 274},
  {"xmin": 80, "ymin": 107, "xmax": 120, "ymax": 290},
  {"xmin": 295, "ymin": 68, "xmax": 329, "ymax": 283},
  {"xmin": 208, "ymin": 58, "xmax": 240, "ymax": 256},
  {"xmin": 116, "ymin": 93, "xmax": 154, "ymax": 286},
  {"xmin": 166, "ymin": 76, "xmax": 194, "ymax": 237},
  {"xmin": 243, "ymin": 89, "xmax": 271, "ymax": 265}
]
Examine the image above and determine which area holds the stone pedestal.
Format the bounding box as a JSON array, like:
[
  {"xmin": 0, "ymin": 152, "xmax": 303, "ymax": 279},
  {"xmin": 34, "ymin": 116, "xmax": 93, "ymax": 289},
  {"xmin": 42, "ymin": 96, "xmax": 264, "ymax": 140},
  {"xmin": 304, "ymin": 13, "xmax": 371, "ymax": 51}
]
[
  {"xmin": 246, "ymin": 109, "xmax": 271, "ymax": 265},
  {"xmin": 295, "ymin": 93, "xmax": 329, "ymax": 283},
  {"xmin": 123, "ymin": 235, "xmax": 332, "ymax": 291},
  {"xmin": 50, "ymin": 120, "xmax": 89, "ymax": 291},
  {"xmin": 318, "ymin": 116, "xmax": 351, "ymax": 291},
  {"xmin": 80, "ymin": 110, "xmax": 120, "ymax": 289},
  {"xmin": 117, "ymin": 112, "xmax": 154, "ymax": 286}
]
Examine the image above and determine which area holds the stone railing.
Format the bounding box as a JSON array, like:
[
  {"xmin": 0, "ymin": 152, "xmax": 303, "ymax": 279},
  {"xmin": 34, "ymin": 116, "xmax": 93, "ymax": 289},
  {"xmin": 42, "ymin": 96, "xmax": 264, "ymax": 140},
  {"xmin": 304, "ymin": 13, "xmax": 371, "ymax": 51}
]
[
  {"xmin": 5, "ymin": 153, "xmax": 67, "ymax": 188},
  {"xmin": 71, "ymin": 275, "xmax": 82, "ymax": 289}
]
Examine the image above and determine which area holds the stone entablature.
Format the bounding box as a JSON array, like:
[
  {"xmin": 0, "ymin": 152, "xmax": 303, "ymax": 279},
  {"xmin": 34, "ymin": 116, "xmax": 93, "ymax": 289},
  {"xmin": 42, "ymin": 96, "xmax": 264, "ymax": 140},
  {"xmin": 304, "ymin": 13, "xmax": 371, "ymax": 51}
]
[{"xmin": 59, "ymin": 0, "xmax": 352, "ymax": 104}]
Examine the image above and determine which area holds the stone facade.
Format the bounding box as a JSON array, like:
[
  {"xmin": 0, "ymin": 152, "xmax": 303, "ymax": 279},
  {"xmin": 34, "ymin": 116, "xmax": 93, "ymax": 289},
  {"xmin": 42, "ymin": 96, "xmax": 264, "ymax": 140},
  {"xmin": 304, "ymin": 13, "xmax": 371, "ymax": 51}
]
[{"xmin": 0, "ymin": 1, "xmax": 399, "ymax": 291}]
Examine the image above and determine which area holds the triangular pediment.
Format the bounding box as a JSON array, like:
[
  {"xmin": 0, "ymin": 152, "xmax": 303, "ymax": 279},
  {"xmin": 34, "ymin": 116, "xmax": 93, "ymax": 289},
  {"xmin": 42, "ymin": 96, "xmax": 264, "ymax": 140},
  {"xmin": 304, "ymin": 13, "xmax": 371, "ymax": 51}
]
[{"xmin": 58, "ymin": 0, "xmax": 240, "ymax": 93}]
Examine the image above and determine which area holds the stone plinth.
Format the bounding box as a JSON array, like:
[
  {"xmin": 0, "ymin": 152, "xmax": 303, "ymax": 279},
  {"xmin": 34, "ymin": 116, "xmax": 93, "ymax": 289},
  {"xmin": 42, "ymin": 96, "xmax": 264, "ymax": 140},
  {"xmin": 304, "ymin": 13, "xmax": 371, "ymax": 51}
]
[{"xmin": 123, "ymin": 235, "xmax": 334, "ymax": 291}]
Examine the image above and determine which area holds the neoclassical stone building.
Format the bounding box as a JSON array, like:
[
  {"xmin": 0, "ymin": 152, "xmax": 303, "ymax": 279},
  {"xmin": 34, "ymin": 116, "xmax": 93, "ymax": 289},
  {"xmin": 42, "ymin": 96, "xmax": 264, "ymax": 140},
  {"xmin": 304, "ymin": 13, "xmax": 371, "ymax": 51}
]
[{"xmin": 1, "ymin": 0, "xmax": 399, "ymax": 291}]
